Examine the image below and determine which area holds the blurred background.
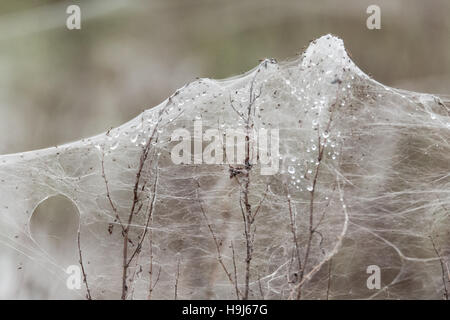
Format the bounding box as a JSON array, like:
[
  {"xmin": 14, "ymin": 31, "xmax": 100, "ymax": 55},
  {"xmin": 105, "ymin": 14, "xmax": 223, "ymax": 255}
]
[{"xmin": 0, "ymin": 0, "xmax": 449, "ymax": 155}]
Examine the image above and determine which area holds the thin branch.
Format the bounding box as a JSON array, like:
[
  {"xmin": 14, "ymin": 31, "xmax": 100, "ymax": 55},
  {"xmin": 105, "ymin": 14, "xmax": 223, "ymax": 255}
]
[
  {"xmin": 285, "ymin": 186, "xmax": 302, "ymax": 275},
  {"xmin": 232, "ymin": 71, "xmax": 262, "ymax": 300},
  {"xmin": 229, "ymin": 94, "xmax": 246, "ymax": 122},
  {"xmin": 101, "ymin": 151, "xmax": 125, "ymax": 233},
  {"xmin": 251, "ymin": 183, "xmax": 270, "ymax": 223},
  {"xmin": 430, "ymin": 235, "xmax": 449, "ymax": 300},
  {"xmin": 174, "ymin": 257, "xmax": 181, "ymax": 300},
  {"xmin": 126, "ymin": 170, "xmax": 159, "ymax": 267},
  {"xmin": 147, "ymin": 210, "xmax": 161, "ymax": 299},
  {"xmin": 231, "ymin": 241, "xmax": 240, "ymax": 299},
  {"xmin": 121, "ymin": 114, "xmax": 162, "ymax": 300},
  {"xmin": 293, "ymin": 82, "xmax": 341, "ymax": 299},
  {"xmin": 148, "ymin": 266, "xmax": 161, "ymax": 300},
  {"xmin": 77, "ymin": 230, "xmax": 92, "ymax": 300},
  {"xmin": 326, "ymin": 259, "xmax": 332, "ymax": 300},
  {"xmin": 195, "ymin": 180, "xmax": 242, "ymax": 299},
  {"xmin": 257, "ymin": 273, "xmax": 265, "ymax": 300}
]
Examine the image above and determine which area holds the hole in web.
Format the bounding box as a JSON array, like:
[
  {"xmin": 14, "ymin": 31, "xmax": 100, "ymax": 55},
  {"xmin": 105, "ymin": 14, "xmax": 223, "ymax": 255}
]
[{"xmin": 29, "ymin": 194, "xmax": 80, "ymax": 264}]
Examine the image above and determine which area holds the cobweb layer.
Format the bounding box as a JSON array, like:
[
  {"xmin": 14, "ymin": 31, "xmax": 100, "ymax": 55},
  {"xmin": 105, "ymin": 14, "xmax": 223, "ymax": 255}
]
[{"xmin": 0, "ymin": 35, "xmax": 449, "ymax": 299}]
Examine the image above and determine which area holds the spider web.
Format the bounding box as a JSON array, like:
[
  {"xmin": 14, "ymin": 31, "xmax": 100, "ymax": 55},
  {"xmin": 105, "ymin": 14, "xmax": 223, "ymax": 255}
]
[{"xmin": 0, "ymin": 35, "xmax": 449, "ymax": 299}]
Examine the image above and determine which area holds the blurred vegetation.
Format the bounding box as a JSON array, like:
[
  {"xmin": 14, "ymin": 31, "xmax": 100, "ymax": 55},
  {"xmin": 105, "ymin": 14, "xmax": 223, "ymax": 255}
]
[{"xmin": 0, "ymin": 0, "xmax": 449, "ymax": 154}]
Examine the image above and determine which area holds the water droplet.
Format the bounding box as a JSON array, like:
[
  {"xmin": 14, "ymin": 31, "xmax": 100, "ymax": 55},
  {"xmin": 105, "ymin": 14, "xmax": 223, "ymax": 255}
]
[
  {"xmin": 288, "ymin": 166, "xmax": 295, "ymax": 174},
  {"xmin": 307, "ymin": 185, "xmax": 313, "ymax": 192},
  {"xmin": 322, "ymin": 131, "xmax": 330, "ymax": 139},
  {"xmin": 110, "ymin": 141, "xmax": 119, "ymax": 150},
  {"xmin": 130, "ymin": 134, "xmax": 138, "ymax": 143}
]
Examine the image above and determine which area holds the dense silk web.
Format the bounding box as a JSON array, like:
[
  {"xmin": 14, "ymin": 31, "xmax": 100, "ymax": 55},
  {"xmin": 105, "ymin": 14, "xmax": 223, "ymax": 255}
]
[{"xmin": 0, "ymin": 35, "xmax": 449, "ymax": 299}]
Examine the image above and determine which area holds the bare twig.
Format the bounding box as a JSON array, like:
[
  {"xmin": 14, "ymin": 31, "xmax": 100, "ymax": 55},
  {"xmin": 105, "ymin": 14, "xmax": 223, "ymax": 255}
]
[
  {"xmin": 229, "ymin": 94, "xmax": 246, "ymax": 122},
  {"xmin": 231, "ymin": 241, "xmax": 240, "ymax": 299},
  {"xmin": 148, "ymin": 266, "xmax": 161, "ymax": 300},
  {"xmin": 326, "ymin": 259, "xmax": 332, "ymax": 300},
  {"xmin": 147, "ymin": 212, "xmax": 161, "ymax": 299},
  {"xmin": 257, "ymin": 273, "xmax": 265, "ymax": 300},
  {"xmin": 174, "ymin": 257, "xmax": 181, "ymax": 300},
  {"xmin": 101, "ymin": 151, "xmax": 125, "ymax": 233},
  {"xmin": 285, "ymin": 186, "xmax": 302, "ymax": 275},
  {"xmin": 293, "ymin": 83, "xmax": 340, "ymax": 299},
  {"xmin": 77, "ymin": 230, "xmax": 92, "ymax": 300},
  {"xmin": 126, "ymin": 170, "xmax": 159, "ymax": 267},
  {"xmin": 121, "ymin": 109, "xmax": 164, "ymax": 300},
  {"xmin": 251, "ymin": 183, "xmax": 270, "ymax": 223},
  {"xmin": 430, "ymin": 235, "xmax": 449, "ymax": 300},
  {"xmin": 229, "ymin": 71, "xmax": 264, "ymax": 300},
  {"xmin": 195, "ymin": 180, "xmax": 242, "ymax": 299}
]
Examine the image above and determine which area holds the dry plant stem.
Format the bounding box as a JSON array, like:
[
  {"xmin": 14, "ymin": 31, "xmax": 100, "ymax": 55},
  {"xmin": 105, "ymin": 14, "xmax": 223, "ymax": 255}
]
[
  {"xmin": 257, "ymin": 273, "xmax": 265, "ymax": 299},
  {"xmin": 147, "ymin": 223, "xmax": 161, "ymax": 300},
  {"xmin": 121, "ymin": 143, "xmax": 153, "ymax": 299},
  {"xmin": 77, "ymin": 230, "xmax": 92, "ymax": 300},
  {"xmin": 294, "ymin": 131, "xmax": 323, "ymax": 299},
  {"xmin": 129, "ymin": 257, "xmax": 143, "ymax": 300},
  {"xmin": 196, "ymin": 181, "xmax": 242, "ymax": 299},
  {"xmin": 121, "ymin": 111, "xmax": 165, "ymax": 299},
  {"xmin": 126, "ymin": 170, "xmax": 159, "ymax": 267},
  {"xmin": 126, "ymin": 170, "xmax": 159, "ymax": 294},
  {"xmin": 117, "ymin": 98, "xmax": 175, "ymax": 299},
  {"xmin": 289, "ymin": 175, "xmax": 349, "ymax": 300},
  {"xmin": 147, "ymin": 209, "xmax": 161, "ymax": 299},
  {"xmin": 297, "ymin": 147, "xmax": 320, "ymax": 298},
  {"xmin": 286, "ymin": 187, "xmax": 302, "ymax": 275},
  {"xmin": 295, "ymin": 85, "xmax": 340, "ymax": 299},
  {"xmin": 430, "ymin": 236, "xmax": 449, "ymax": 300},
  {"xmin": 446, "ymin": 262, "xmax": 450, "ymax": 290},
  {"xmin": 148, "ymin": 227, "xmax": 154, "ymax": 299},
  {"xmin": 326, "ymin": 259, "xmax": 332, "ymax": 300},
  {"xmin": 231, "ymin": 241, "xmax": 240, "ymax": 298},
  {"xmin": 101, "ymin": 152, "xmax": 125, "ymax": 233},
  {"xmin": 174, "ymin": 258, "xmax": 180, "ymax": 300},
  {"xmin": 231, "ymin": 72, "xmax": 263, "ymax": 300},
  {"xmin": 240, "ymin": 173, "xmax": 252, "ymax": 301},
  {"xmin": 101, "ymin": 141, "xmax": 157, "ymax": 300}
]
